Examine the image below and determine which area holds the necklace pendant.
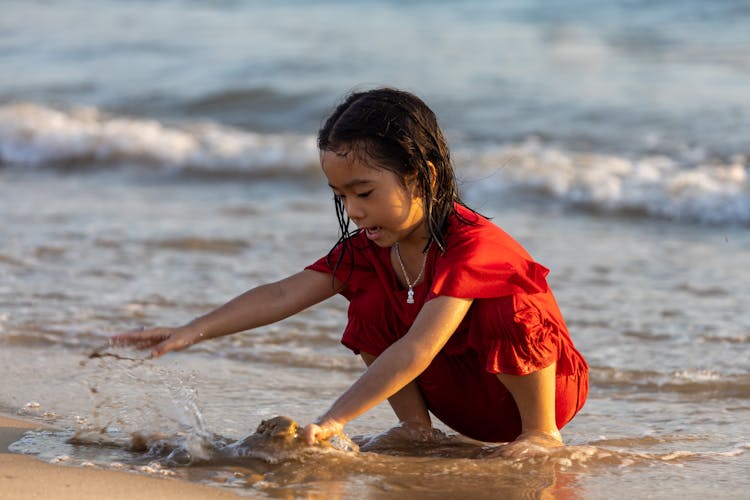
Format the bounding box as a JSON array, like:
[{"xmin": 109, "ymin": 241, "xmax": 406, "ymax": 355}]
[{"xmin": 407, "ymin": 287, "xmax": 415, "ymax": 304}]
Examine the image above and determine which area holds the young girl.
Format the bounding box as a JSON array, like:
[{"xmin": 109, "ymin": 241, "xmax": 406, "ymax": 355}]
[{"xmin": 114, "ymin": 88, "xmax": 588, "ymax": 456}]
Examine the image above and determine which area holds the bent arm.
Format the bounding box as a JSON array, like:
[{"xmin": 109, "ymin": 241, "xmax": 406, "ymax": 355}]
[
  {"xmin": 307, "ymin": 296, "xmax": 473, "ymax": 440},
  {"xmin": 113, "ymin": 270, "xmax": 342, "ymax": 356},
  {"xmin": 361, "ymin": 352, "xmax": 431, "ymax": 428}
]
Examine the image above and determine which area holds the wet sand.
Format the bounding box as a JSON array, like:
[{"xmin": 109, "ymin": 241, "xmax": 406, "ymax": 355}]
[{"xmin": 0, "ymin": 413, "xmax": 240, "ymax": 500}]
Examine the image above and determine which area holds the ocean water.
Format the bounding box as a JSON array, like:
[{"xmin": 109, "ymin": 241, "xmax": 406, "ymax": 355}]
[{"xmin": 1, "ymin": 0, "xmax": 749, "ymax": 498}]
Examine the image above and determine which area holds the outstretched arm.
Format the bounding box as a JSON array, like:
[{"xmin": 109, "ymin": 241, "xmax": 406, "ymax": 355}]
[
  {"xmin": 304, "ymin": 295, "xmax": 473, "ymax": 443},
  {"xmin": 113, "ymin": 270, "xmax": 341, "ymax": 357}
]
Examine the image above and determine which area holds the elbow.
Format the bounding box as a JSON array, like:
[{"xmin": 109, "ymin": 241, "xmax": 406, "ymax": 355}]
[
  {"xmin": 267, "ymin": 281, "xmax": 287, "ymax": 300},
  {"xmin": 398, "ymin": 339, "xmax": 436, "ymax": 377}
]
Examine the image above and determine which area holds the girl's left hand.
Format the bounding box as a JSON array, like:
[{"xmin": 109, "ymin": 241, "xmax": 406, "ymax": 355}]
[{"xmin": 303, "ymin": 418, "xmax": 344, "ymax": 445}]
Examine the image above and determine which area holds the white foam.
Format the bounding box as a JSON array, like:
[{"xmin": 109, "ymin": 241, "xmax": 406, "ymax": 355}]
[
  {"xmin": 461, "ymin": 138, "xmax": 749, "ymax": 224},
  {"xmin": 671, "ymin": 369, "xmax": 722, "ymax": 382},
  {"xmin": 0, "ymin": 102, "xmax": 318, "ymax": 173},
  {"xmin": 2, "ymin": 102, "xmax": 748, "ymax": 224}
]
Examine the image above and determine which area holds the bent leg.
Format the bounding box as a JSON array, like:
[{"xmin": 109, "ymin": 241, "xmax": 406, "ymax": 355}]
[{"xmin": 495, "ymin": 362, "xmax": 561, "ymax": 441}]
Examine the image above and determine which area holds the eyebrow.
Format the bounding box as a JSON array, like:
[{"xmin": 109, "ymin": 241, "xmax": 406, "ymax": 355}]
[{"xmin": 328, "ymin": 178, "xmax": 374, "ymax": 190}]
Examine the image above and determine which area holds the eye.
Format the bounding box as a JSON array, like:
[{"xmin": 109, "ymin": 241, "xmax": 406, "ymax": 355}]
[{"xmin": 357, "ymin": 190, "xmax": 374, "ymax": 199}]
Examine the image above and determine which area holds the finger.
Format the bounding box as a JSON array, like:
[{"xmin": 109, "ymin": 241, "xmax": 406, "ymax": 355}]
[
  {"xmin": 149, "ymin": 330, "xmax": 193, "ymax": 358},
  {"xmin": 303, "ymin": 424, "xmax": 319, "ymax": 445},
  {"xmin": 112, "ymin": 334, "xmax": 154, "ymax": 350},
  {"xmin": 149, "ymin": 337, "xmax": 174, "ymax": 358},
  {"xmin": 111, "ymin": 328, "xmax": 153, "ymax": 344},
  {"xmin": 110, "ymin": 330, "xmax": 139, "ymax": 344}
]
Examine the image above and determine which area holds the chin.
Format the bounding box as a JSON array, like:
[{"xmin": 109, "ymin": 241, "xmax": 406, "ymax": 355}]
[{"xmin": 371, "ymin": 239, "xmax": 393, "ymax": 248}]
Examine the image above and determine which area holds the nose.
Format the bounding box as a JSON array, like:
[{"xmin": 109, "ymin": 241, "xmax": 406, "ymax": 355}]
[{"xmin": 343, "ymin": 197, "xmax": 365, "ymax": 222}]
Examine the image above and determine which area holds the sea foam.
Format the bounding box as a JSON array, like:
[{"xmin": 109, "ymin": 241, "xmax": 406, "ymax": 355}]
[
  {"xmin": 0, "ymin": 102, "xmax": 318, "ymax": 173},
  {"xmin": 1, "ymin": 102, "xmax": 747, "ymax": 224},
  {"xmin": 462, "ymin": 139, "xmax": 749, "ymax": 224}
]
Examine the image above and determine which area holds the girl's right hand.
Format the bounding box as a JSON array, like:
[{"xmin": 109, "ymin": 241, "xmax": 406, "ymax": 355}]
[{"xmin": 111, "ymin": 325, "xmax": 204, "ymax": 358}]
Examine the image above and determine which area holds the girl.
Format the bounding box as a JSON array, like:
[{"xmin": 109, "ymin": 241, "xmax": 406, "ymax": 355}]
[{"xmin": 114, "ymin": 88, "xmax": 588, "ymax": 456}]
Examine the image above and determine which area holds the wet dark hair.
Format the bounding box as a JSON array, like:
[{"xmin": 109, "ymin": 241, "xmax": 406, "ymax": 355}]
[{"xmin": 318, "ymin": 88, "xmax": 473, "ymax": 280}]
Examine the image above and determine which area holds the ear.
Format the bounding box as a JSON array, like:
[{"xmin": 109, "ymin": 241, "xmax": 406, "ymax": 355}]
[
  {"xmin": 406, "ymin": 161, "xmax": 437, "ymax": 199},
  {"xmin": 426, "ymin": 161, "xmax": 437, "ymax": 192}
]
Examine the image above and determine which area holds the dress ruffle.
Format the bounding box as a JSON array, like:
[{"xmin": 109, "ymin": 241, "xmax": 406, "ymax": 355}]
[
  {"xmin": 306, "ymin": 233, "xmax": 375, "ymax": 301},
  {"xmin": 468, "ymin": 294, "xmax": 559, "ymax": 376}
]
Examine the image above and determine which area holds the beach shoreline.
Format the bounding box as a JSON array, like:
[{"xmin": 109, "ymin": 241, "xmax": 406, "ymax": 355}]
[{"xmin": 0, "ymin": 413, "xmax": 240, "ymax": 500}]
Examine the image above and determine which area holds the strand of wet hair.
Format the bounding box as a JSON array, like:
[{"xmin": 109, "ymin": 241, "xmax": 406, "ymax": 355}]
[{"xmin": 326, "ymin": 195, "xmax": 357, "ymax": 287}]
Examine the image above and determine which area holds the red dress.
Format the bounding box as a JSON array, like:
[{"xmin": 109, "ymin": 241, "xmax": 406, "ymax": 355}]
[{"xmin": 306, "ymin": 204, "xmax": 588, "ymax": 442}]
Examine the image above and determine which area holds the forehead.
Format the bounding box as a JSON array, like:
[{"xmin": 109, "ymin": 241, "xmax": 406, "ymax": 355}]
[{"xmin": 320, "ymin": 150, "xmax": 394, "ymax": 188}]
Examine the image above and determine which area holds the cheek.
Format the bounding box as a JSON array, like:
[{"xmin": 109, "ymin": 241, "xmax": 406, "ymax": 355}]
[
  {"xmin": 404, "ymin": 188, "xmax": 426, "ymax": 218},
  {"xmin": 394, "ymin": 198, "xmax": 425, "ymax": 228},
  {"xmin": 388, "ymin": 191, "xmax": 417, "ymax": 220}
]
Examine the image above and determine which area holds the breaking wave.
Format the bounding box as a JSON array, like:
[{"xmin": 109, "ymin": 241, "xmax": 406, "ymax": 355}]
[
  {"xmin": 1, "ymin": 102, "xmax": 748, "ymax": 224},
  {"xmin": 0, "ymin": 102, "xmax": 318, "ymax": 174},
  {"xmin": 462, "ymin": 139, "xmax": 749, "ymax": 225}
]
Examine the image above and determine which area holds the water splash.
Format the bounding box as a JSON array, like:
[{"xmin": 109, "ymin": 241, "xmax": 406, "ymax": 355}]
[{"xmin": 74, "ymin": 346, "xmax": 216, "ymax": 455}]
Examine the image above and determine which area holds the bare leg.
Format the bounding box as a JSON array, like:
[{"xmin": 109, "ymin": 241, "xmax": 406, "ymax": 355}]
[{"xmin": 486, "ymin": 362, "xmax": 563, "ymax": 458}]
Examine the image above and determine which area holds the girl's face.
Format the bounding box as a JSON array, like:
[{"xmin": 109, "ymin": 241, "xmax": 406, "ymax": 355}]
[{"xmin": 321, "ymin": 149, "xmax": 428, "ymax": 248}]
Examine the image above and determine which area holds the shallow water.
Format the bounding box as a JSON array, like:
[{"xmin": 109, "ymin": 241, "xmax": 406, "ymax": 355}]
[{"xmin": 2, "ymin": 169, "xmax": 749, "ymax": 498}]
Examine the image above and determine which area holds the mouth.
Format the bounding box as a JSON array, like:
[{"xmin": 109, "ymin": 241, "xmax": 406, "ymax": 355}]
[{"xmin": 364, "ymin": 226, "xmax": 382, "ymax": 240}]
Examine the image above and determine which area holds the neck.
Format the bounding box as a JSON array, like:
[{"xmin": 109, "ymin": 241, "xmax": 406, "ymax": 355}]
[{"xmin": 395, "ymin": 221, "xmax": 431, "ymax": 254}]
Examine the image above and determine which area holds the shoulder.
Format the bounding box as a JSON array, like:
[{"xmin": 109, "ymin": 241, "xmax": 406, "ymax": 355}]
[
  {"xmin": 427, "ymin": 204, "xmax": 549, "ymax": 299},
  {"xmin": 323, "ymin": 230, "xmax": 378, "ymax": 265},
  {"xmin": 306, "ymin": 230, "xmax": 381, "ymax": 283},
  {"xmin": 443, "ymin": 204, "xmax": 534, "ymax": 264}
]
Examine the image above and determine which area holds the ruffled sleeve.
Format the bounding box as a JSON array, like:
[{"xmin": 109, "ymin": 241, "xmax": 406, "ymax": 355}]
[
  {"xmin": 305, "ymin": 232, "xmax": 374, "ymax": 301},
  {"xmin": 427, "ymin": 210, "xmax": 551, "ymax": 300}
]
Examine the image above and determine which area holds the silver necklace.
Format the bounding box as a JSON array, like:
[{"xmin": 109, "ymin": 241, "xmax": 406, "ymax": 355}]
[{"xmin": 393, "ymin": 242, "xmax": 429, "ymax": 304}]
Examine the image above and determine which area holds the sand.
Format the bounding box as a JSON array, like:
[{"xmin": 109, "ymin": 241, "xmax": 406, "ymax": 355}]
[{"xmin": 0, "ymin": 413, "xmax": 241, "ymax": 500}]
